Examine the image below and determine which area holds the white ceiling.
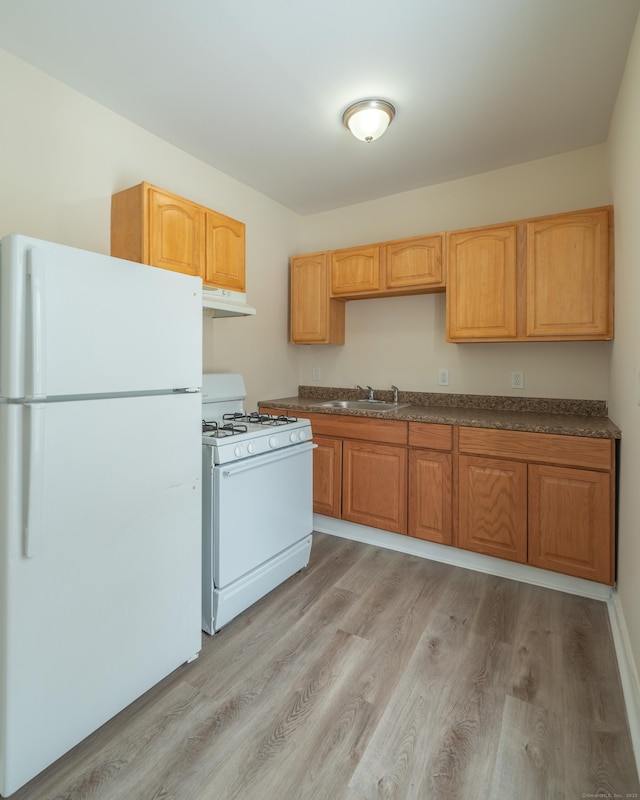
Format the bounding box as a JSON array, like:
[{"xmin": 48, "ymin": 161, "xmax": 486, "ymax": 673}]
[{"xmin": 1, "ymin": 0, "xmax": 639, "ymax": 214}]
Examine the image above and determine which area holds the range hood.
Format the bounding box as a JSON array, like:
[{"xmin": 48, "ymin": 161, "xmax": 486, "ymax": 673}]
[{"xmin": 202, "ymin": 286, "xmax": 256, "ymax": 318}]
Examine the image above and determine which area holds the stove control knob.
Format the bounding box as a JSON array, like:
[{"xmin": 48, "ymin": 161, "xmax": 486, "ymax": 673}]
[
  {"xmin": 234, "ymin": 445, "xmax": 243, "ymax": 458},
  {"xmin": 298, "ymin": 429, "xmax": 307, "ymax": 441},
  {"xmin": 247, "ymin": 442, "xmax": 255, "ymax": 454},
  {"xmin": 289, "ymin": 431, "xmax": 298, "ymax": 443},
  {"xmin": 269, "ymin": 436, "xmax": 278, "ymax": 448}
]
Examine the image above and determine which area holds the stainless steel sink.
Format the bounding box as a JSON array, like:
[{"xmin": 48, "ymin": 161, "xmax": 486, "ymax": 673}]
[{"xmin": 319, "ymin": 400, "xmax": 410, "ymax": 412}]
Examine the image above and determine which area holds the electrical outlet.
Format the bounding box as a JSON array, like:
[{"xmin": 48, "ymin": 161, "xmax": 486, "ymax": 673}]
[
  {"xmin": 511, "ymin": 370, "xmax": 524, "ymax": 389},
  {"xmin": 438, "ymin": 368, "xmax": 449, "ymax": 387},
  {"xmin": 312, "ymin": 367, "xmax": 321, "ymax": 381}
]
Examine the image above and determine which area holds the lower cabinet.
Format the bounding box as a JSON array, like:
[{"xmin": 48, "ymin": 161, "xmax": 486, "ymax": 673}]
[
  {"xmin": 408, "ymin": 450, "xmax": 453, "ymax": 544},
  {"xmin": 277, "ymin": 411, "xmax": 409, "ymax": 533},
  {"xmin": 458, "ymin": 455, "xmax": 528, "ymax": 563},
  {"xmin": 342, "ymin": 440, "xmax": 407, "ymax": 533},
  {"xmin": 407, "ymin": 421, "xmax": 453, "ymax": 544},
  {"xmin": 258, "ymin": 407, "xmax": 615, "ymax": 585},
  {"xmin": 528, "ymin": 463, "xmax": 612, "ymax": 583},
  {"xmin": 457, "ymin": 427, "xmax": 614, "ymax": 584},
  {"xmin": 312, "ymin": 435, "xmax": 342, "ymax": 517}
]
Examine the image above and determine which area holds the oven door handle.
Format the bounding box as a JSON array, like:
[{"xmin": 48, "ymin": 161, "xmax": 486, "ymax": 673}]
[{"xmin": 221, "ymin": 441, "xmax": 317, "ymax": 477}]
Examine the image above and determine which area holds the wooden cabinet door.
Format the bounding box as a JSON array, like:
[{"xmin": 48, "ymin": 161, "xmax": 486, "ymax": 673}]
[
  {"xmin": 331, "ymin": 245, "xmax": 381, "ymax": 297},
  {"xmin": 342, "ymin": 440, "xmax": 407, "ymax": 534},
  {"xmin": 446, "ymin": 224, "xmax": 518, "ymax": 341},
  {"xmin": 528, "ymin": 464, "xmax": 612, "ymax": 583},
  {"xmin": 458, "ymin": 455, "xmax": 527, "ymax": 563},
  {"xmin": 526, "ymin": 209, "xmax": 611, "ymax": 340},
  {"xmin": 204, "ymin": 209, "xmax": 245, "ymax": 291},
  {"xmin": 290, "ymin": 253, "xmax": 345, "ymax": 344},
  {"xmin": 148, "ymin": 187, "xmax": 204, "ymax": 277},
  {"xmin": 384, "ymin": 234, "xmax": 444, "ymax": 291},
  {"xmin": 408, "ymin": 450, "xmax": 452, "ymax": 544},
  {"xmin": 313, "ymin": 435, "xmax": 342, "ymax": 517}
]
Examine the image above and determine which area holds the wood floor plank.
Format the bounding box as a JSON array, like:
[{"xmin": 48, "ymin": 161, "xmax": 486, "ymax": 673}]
[
  {"xmin": 349, "ymin": 570, "xmax": 512, "ymax": 799},
  {"xmin": 214, "ymin": 630, "xmax": 373, "ymax": 800},
  {"xmin": 470, "ymin": 572, "xmax": 524, "ymax": 645},
  {"xmin": 506, "ymin": 581, "xmax": 565, "ymax": 710},
  {"xmin": 7, "ymin": 534, "xmax": 639, "ymax": 799},
  {"xmin": 153, "ymin": 629, "xmax": 372, "ymax": 800},
  {"xmin": 490, "ymin": 695, "xmax": 564, "ymax": 798},
  {"xmin": 560, "ymin": 593, "xmax": 639, "ymax": 795},
  {"xmin": 415, "ymin": 627, "xmax": 513, "ymax": 797}
]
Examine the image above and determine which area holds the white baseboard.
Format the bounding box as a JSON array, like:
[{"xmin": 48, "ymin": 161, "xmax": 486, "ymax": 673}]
[
  {"xmin": 314, "ymin": 515, "xmax": 640, "ymax": 774},
  {"xmin": 607, "ymin": 590, "xmax": 640, "ymax": 778},
  {"xmin": 314, "ymin": 515, "xmax": 613, "ymax": 601}
]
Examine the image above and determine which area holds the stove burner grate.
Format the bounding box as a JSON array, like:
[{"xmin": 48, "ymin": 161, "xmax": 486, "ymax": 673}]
[
  {"xmin": 222, "ymin": 411, "xmax": 299, "ymax": 426},
  {"xmin": 202, "ymin": 419, "xmax": 249, "ymax": 438}
]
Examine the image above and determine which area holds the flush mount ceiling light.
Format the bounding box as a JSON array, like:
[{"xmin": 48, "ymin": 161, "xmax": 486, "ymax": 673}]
[{"xmin": 342, "ymin": 99, "xmax": 396, "ymax": 142}]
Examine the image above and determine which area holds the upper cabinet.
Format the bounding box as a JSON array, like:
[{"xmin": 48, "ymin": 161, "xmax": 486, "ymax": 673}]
[
  {"xmin": 525, "ymin": 209, "xmax": 611, "ymax": 339},
  {"xmin": 331, "ymin": 234, "xmax": 445, "ymax": 299},
  {"xmin": 291, "ymin": 232, "xmax": 444, "ymax": 344},
  {"xmin": 146, "ymin": 186, "xmax": 204, "ymax": 277},
  {"xmin": 204, "ymin": 209, "xmax": 245, "ymax": 291},
  {"xmin": 446, "ymin": 207, "xmax": 612, "ymax": 342},
  {"xmin": 289, "ymin": 205, "xmax": 613, "ymax": 345},
  {"xmin": 385, "ymin": 234, "xmax": 444, "ymax": 291},
  {"xmin": 111, "ymin": 182, "xmax": 246, "ymax": 293},
  {"xmin": 290, "ymin": 252, "xmax": 345, "ymax": 344},
  {"xmin": 446, "ymin": 224, "xmax": 518, "ymax": 340},
  {"xmin": 331, "ymin": 245, "xmax": 381, "ymax": 297}
]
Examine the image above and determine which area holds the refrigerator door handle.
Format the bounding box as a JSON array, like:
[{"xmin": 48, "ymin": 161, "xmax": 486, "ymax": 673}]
[
  {"xmin": 27, "ymin": 247, "xmax": 47, "ymax": 400},
  {"xmin": 24, "ymin": 402, "xmax": 46, "ymax": 558}
]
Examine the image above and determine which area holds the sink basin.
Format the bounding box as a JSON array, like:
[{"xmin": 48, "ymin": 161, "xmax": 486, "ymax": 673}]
[{"xmin": 319, "ymin": 400, "xmax": 410, "ymax": 412}]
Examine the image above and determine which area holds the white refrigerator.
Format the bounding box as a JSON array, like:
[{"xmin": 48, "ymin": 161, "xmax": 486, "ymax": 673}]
[{"xmin": 0, "ymin": 234, "xmax": 203, "ymax": 796}]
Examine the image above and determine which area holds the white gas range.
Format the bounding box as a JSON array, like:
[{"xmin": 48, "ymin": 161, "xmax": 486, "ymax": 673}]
[
  {"xmin": 201, "ymin": 374, "xmax": 314, "ymax": 634},
  {"xmin": 202, "ymin": 411, "xmax": 312, "ymax": 463}
]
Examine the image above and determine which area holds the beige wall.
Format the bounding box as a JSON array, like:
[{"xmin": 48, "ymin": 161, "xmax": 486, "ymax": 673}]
[
  {"xmin": 609, "ymin": 14, "xmax": 640, "ymax": 684},
  {"xmin": 0, "ymin": 49, "xmax": 302, "ymax": 410},
  {"xmin": 296, "ymin": 147, "xmax": 612, "ymax": 399}
]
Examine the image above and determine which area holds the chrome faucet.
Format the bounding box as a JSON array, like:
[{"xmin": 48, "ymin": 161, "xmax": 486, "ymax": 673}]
[
  {"xmin": 356, "ymin": 384, "xmax": 375, "ymax": 400},
  {"xmin": 391, "ymin": 385, "xmax": 399, "ymax": 404}
]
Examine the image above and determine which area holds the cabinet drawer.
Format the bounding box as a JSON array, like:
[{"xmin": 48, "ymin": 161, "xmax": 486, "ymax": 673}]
[
  {"xmin": 408, "ymin": 422, "xmax": 452, "ymax": 451},
  {"xmin": 459, "ymin": 427, "xmax": 613, "ymax": 471},
  {"xmin": 296, "ymin": 412, "xmax": 407, "ymax": 444}
]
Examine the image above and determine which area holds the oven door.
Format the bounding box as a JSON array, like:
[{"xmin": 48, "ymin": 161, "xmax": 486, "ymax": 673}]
[{"xmin": 213, "ymin": 441, "xmax": 315, "ymax": 588}]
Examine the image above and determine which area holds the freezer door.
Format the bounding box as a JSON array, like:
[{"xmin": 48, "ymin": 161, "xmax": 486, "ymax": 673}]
[
  {"xmin": 0, "ymin": 393, "xmax": 202, "ymax": 796},
  {"xmin": 0, "ymin": 234, "xmax": 202, "ymax": 399}
]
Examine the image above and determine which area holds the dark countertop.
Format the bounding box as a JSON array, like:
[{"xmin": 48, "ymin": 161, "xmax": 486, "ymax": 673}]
[{"xmin": 259, "ymin": 387, "xmax": 621, "ymax": 439}]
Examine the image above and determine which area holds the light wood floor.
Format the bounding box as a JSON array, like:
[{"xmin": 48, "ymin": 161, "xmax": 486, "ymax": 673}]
[{"xmin": 15, "ymin": 533, "xmax": 639, "ymax": 799}]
